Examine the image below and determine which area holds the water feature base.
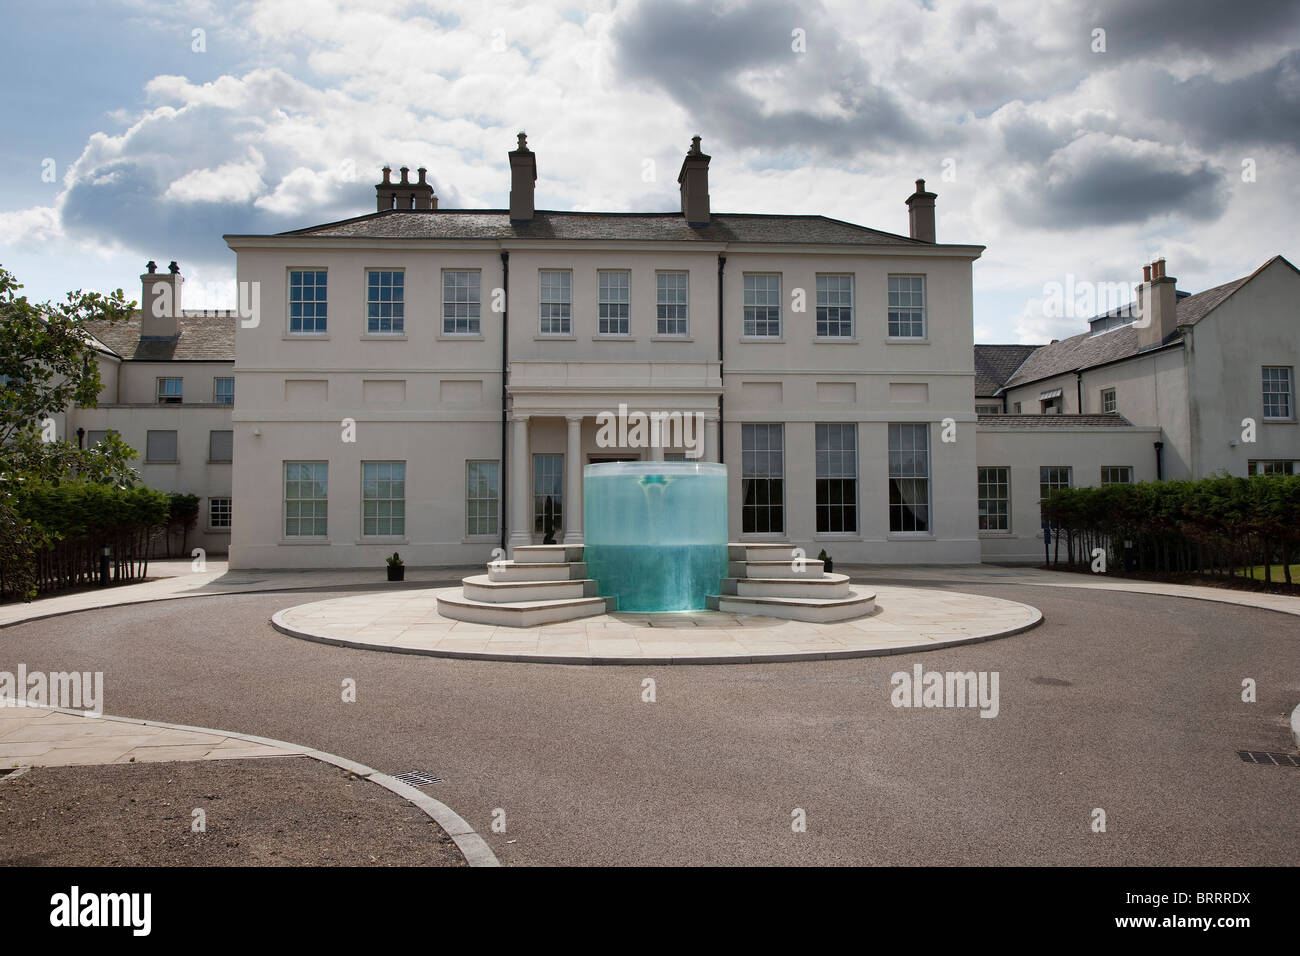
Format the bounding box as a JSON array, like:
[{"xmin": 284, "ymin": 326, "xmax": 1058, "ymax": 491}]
[{"xmin": 437, "ymin": 541, "xmax": 878, "ymax": 627}]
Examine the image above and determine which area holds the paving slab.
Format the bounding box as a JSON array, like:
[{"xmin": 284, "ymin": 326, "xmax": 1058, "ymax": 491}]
[{"xmin": 270, "ymin": 585, "xmax": 1044, "ymax": 664}]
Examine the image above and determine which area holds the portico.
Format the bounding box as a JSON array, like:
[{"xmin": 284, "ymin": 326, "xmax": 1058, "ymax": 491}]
[{"xmin": 506, "ymin": 360, "xmax": 723, "ymax": 555}]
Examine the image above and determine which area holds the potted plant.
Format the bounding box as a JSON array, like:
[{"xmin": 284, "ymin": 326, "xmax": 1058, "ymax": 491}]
[
  {"xmin": 817, "ymin": 548, "xmax": 833, "ymax": 574},
  {"xmin": 386, "ymin": 551, "xmax": 405, "ymax": 582}
]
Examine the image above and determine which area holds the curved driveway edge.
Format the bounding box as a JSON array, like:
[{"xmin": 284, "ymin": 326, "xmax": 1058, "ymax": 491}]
[
  {"xmin": 8, "ymin": 704, "xmax": 500, "ymax": 868},
  {"xmin": 270, "ymin": 585, "xmax": 1045, "ymax": 664}
]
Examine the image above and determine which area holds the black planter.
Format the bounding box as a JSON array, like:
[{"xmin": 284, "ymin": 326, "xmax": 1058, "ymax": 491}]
[
  {"xmin": 387, "ymin": 565, "xmax": 405, "ymax": 582},
  {"xmin": 823, "ymin": 557, "xmax": 833, "ymax": 574}
]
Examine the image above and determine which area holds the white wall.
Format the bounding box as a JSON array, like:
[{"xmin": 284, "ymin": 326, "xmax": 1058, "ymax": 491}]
[
  {"xmin": 227, "ymin": 237, "xmax": 984, "ymax": 568},
  {"xmin": 976, "ymin": 424, "xmax": 1162, "ymax": 563}
]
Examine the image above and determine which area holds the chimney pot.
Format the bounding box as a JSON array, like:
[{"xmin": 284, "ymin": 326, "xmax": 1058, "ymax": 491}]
[
  {"xmin": 399, "ymin": 166, "xmax": 409, "ymax": 184},
  {"xmin": 417, "ymin": 167, "xmax": 427, "ymax": 184},
  {"xmin": 381, "ymin": 166, "xmax": 392, "ymax": 185},
  {"xmin": 168, "ymin": 260, "xmax": 179, "ymax": 275},
  {"xmin": 1143, "ymin": 264, "xmax": 1152, "ymax": 282},
  {"xmin": 146, "ymin": 260, "xmax": 157, "ymax": 274}
]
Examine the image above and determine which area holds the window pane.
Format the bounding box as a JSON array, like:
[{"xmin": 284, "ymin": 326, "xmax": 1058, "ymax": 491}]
[
  {"xmin": 741, "ymin": 424, "xmax": 784, "ymax": 533},
  {"xmin": 443, "ymin": 270, "xmax": 482, "ymax": 335},
  {"xmin": 888, "ymin": 275, "xmax": 925, "ymax": 338},
  {"xmin": 466, "ymin": 460, "xmax": 500, "ymax": 535},
  {"xmin": 285, "ymin": 461, "xmax": 327, "ymax": 536}
]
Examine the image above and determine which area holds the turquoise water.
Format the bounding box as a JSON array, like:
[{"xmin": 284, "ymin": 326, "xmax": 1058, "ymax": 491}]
[{"xmin": 583, "ymin": 461, "xmax": 729, "ymax": 612}]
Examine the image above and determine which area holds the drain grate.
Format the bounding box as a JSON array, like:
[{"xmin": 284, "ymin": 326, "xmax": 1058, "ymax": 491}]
[
  {"xmin": 1237, "ymin": 750, "xmax": 1300, "ymax": 767},
  {"xmin": 394, "ymin": 770, "xmax": 444, "ymax": 787}
]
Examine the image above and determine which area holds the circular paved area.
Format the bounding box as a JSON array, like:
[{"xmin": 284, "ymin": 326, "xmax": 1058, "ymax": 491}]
[{"xmin": 270, "ymin": 585, "xmax": 1042, "ymax": 663}]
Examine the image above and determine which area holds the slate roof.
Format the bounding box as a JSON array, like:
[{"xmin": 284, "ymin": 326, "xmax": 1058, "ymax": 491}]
[
  {"xmin": 977, "ymin": 413, "xmax": 1135, "ymax": 428},
  {"xmin": 999, "ymin": 263, "xmax": 1273, "ymax": 392},
  {"xmin": 262, "ymin": 209, "xmax": 930, "ymax": 246},
  {"xmin": 974, "ymin": 344, "xmax": 1041, "ymax": 397},
  {"xmin": 81, "ymin": 311, "xmax": 236, "ymax": 361}
]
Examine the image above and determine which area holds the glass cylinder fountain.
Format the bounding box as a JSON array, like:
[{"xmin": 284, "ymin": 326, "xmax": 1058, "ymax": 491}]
[{"xmin": 583, "ymin": 461, "xmax": 729, "ymax": 612}]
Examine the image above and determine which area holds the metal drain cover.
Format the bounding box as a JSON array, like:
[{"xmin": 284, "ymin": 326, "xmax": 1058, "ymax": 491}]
[
  {"xmin": 394, "ymin": 770, "xmax": 444, "ymax": 787},
  {"xmin": 1237, "ymin": 750, "xmax": 1300, "ymax": 767}
]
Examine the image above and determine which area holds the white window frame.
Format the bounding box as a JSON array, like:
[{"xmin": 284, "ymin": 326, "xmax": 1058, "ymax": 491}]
[
  {"xmin": 538, "ymin": 270, "xmax": 572, "ymax": 336},
  {"xmin": 208, "ymin": 496, "xmax": 232, "ymax": 531},
  {"xmin": 442, "ymin": 269, "xmax": 481, "ymax": 336},
  {"xmin": 815, "ymin": 423, "xmax": 857, "ymax": 534},
  {"xmin": 815, "ymin": 274, "xmax": 854, "ymax": 339},
  {"xmin": 288, "ymin": 268, "xmax": 328, "ymax": 335},
  {"xmin": 156, "ymin": 377, "xmax": 182, "ymax": 405},
  {"xmin": 888, "ymin": 423, "xmax": 931, "ymax": 534},
  {"xmin": 977, "ymin": 466, "xmax": 1010, "ymax": 533},
  {"xmin": 655, "ymin": 271, "xmax": 689, "ymax": 337},
  {"xmin": 597, "ymin": 270, "xmax": 630, "ymax": 336},
  {"xmin": 1100, "ymin": 387, "xmax": 1117, "ymax": 414},
  {"xmin": 213, "ymin": 377, "xmax": 234, "ymax": 405},
  {"xmin": 887, "ymin": 275, "xmax": 926, "ymax": 339},
  {"xmin": 365, "ymin": 268, "xmax": 405, "ymax": 335},
  {"xmin": 362, "ymin": 461, "xmax": 406, "ymax": 538},
  {"xmin": 466, "ymin": 460, "xmax": 500, "ymax": 537},
  {"xmin": 743, "ymin": 273, "xmax": 782, "ymax": 338},
  {"xmin": 284, "ymin": 461, "xmax": 328, "ymax": 538},
  {"xmin": 1100, "ymin": 465, "xmax": 1133, "ymax": 485},
  {"xmin": 1262, "ymin": 366, "xmax": 1294, "ymax": 421}
]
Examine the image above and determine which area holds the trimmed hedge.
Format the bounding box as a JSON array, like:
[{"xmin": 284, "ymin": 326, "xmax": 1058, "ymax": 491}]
[
  {"xmin": 0, "ymin": 480, "xmax": 170, "ymax": 600},
  {"xmin": 1040, "ymin": 474, "xmax": 1300, "ymax": 583}
]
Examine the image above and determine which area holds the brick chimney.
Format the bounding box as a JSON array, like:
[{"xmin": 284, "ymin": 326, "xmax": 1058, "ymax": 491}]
[
  {"xmin": 509, "ymin": 132, "xmax": 536, "ymax": 223},
  {"xmin": 140, "ymin": 260, "xmax": 182, "ymax": 339},
  {"xmin": 375, "ymin": 165, "xmax": 436, "ymax": 211},
  {"xmin": 1135, "ymin": 257, "xmax": 1178, "ymax": 349},
  {"xmin": 677, "ymin": 136, "xmax": 711, "ymax": 228},
  {"xmin": 906, "ymin": 179, "xmax": 937, "ymax": 243}
]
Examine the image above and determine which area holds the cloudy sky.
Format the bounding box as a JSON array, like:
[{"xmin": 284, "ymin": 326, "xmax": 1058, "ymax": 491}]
[{"xmin": 1, "ymin": 0, "xmax": 1297, "ymax": 342}]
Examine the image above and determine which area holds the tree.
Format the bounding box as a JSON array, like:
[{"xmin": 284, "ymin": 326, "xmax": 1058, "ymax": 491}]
[
  {"xmin": 0, "ymin": 263, "xmax": 137, "ymax": 484},
  {"xmin": 0, "ymin": 264, "xmax": 138, "ymax": 600}
]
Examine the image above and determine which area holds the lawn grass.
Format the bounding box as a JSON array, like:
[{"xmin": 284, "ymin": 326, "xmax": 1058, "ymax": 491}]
[{"xmin": 1237, "ymin": 564, "xmax": 1300, "ymax": 583}]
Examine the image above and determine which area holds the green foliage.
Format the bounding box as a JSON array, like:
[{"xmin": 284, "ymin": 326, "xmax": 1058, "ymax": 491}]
[
  {"xmin": 386, "ymin": 551, "xmax": 404, "ymax": 567},
  {"xmin": 1040, "ymin": 474, "xmax": 1300, "ymax": 580},
  {"xmin": 0, "ymin": 262, "xmax": 137, "ymax": 483},
  {"xmin": 14, "ymin": 480, "xmax": 170, "ymax": 538}
]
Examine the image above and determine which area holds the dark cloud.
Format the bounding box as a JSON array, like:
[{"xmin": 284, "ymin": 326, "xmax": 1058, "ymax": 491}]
[
  {"xmin": 1080, "ymin": 0, "xmax": 1300, "ymax": 56},
  {"xmin": 1126, "ymin": 51, "xmax": 1300, "ymax": 150},
  {"xmin": 613, "ymin": 0, "xmax": 926, "ymax": 156},
  {"xmin": 1004, "ymin": 134, "xmax": 1226, "ymax": 228}
]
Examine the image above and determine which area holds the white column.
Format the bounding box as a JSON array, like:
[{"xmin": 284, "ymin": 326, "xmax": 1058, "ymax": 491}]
[
  {"xmin": 704, "ymin": 415, "xmax": 719, "ymax": 462},
  {"xmin": 650, "ymin": 430, "xmax": 665, "ymax": 461},
  {"xmin": 564, "ymin": 415, "xmax": 583, "ymax": 543},
  {"xmin": 509, "ymin": 414, "xmax": 531, "ymax": 554}
]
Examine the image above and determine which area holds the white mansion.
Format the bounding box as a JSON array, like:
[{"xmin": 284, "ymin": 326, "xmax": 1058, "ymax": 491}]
[{"xmin": 71, "ymin": 136, "xmax": 1298, "ymax": 567}]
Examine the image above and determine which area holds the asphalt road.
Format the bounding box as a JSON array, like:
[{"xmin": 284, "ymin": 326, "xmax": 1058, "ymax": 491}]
[{"xmin": 3, "ymin": 582, "xmax": 1297, "ymax": 866}]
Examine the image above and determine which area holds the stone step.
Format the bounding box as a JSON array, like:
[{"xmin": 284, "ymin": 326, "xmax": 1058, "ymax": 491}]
[
  {"xmin": 728, "ymin": 572, "xmax": 852, "ymax": 600},
  {"xmin": 461, "ymin": 574, "xmax": 597, "ymax": 604},
  {"xmin": 512, "ymin": 544, "xmax": 585, "ymax": 564},
  {"xmin": 436, "ymin": 591, "xmax": 608, "ymax": 628},
  {"xmin": 740, "ymin": 559, "xmax": 825, "ymax": 579},
  {"xmin": 710, "ymin": 588, "xmax": 876, "ymax": 623},
  {"xmin": 487, "ymin": 560, "xmax": 587, "ymax": 583},
  {"xmin": 727, "ymin": 542, "xmax": 814, "ymax": 564}
]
